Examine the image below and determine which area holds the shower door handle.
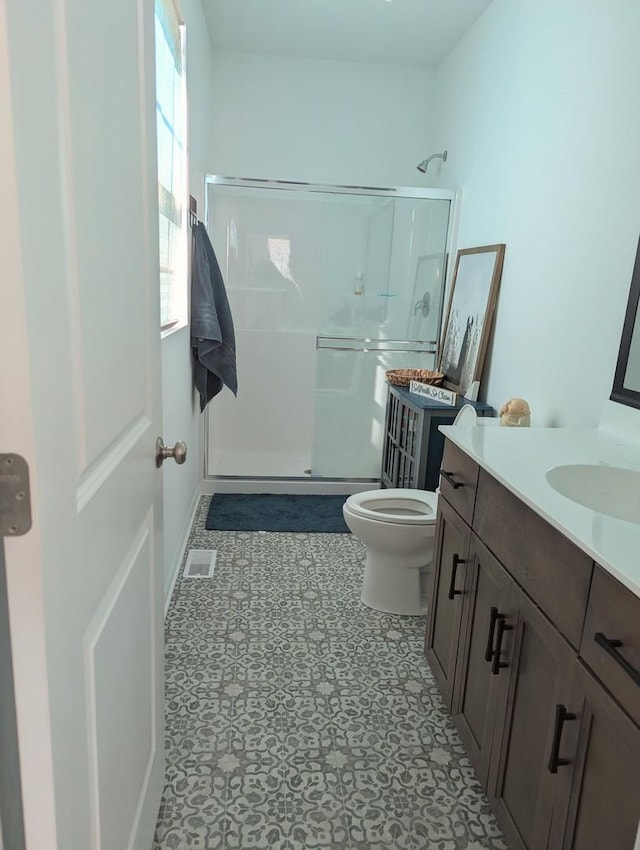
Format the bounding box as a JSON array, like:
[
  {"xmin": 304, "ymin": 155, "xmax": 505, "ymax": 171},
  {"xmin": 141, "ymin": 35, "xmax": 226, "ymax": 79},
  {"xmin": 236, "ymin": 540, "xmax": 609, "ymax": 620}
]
[{"xmin": 316, "ymin": 336, "xmax": 437, "ymax": 353}]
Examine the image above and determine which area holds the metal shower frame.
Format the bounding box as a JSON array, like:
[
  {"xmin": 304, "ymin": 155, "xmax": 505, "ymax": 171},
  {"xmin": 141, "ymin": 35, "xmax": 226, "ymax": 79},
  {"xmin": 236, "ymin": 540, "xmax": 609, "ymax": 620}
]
[{"xmin": 201, "ymin": 174, "xmax": 461, "ymax": 484}]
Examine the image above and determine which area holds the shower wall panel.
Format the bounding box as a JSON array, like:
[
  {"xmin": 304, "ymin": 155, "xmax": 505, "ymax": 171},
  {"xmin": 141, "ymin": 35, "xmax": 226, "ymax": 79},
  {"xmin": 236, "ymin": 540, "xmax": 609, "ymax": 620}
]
[{"xmin": 207, "ymin": 329, "xmax": 316, "ymax": 477}]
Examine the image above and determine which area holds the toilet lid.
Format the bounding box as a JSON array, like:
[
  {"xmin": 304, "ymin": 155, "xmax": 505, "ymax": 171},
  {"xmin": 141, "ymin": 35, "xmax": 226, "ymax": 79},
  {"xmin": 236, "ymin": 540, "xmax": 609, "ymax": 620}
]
[
  {"xmin": 346, "ymin": 488, "xmax": 438, "ymax": 525},
  {"xmin": 454, "ymin": 404, "xmax": 478, "ymax": 426}
]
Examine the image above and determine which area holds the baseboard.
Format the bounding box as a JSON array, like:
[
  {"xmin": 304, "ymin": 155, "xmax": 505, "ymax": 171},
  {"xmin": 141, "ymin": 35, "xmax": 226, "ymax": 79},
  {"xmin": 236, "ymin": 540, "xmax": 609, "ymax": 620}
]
[
  {"xmin": 202, "ymin": 478, "xmax": 379, "ymax": 496},
  {"xmin": 164, "ymin": 484, "xmax": 202, "ymax": 616}
]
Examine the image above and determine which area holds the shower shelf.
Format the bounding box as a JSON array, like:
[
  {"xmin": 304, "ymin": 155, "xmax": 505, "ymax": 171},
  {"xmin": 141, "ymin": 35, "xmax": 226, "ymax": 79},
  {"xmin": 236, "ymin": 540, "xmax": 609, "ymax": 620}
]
[{"xmin": 381, "ymin": 385, "xmax": 493, "ymax": 492}]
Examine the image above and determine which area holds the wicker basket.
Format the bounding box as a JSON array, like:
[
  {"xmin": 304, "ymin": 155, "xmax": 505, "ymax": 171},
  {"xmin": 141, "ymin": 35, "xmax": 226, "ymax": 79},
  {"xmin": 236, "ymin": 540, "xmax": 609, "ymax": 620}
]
[{"xmin": 385, "ymin": 368, "xmax": 445, "ymax": 388}]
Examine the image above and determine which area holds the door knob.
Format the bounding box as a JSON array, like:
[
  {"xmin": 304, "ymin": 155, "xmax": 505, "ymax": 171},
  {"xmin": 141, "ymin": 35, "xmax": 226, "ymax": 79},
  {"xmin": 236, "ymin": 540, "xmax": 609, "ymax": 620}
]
[{"xmin": 155, "ymin": 437, "xmax": 187, "ymax": 467}]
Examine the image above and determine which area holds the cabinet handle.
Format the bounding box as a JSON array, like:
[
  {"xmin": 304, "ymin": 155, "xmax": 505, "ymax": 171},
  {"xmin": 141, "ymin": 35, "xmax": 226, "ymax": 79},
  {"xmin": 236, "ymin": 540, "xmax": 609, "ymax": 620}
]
[
  {"xmin": 491, "ymin": 616, "xmax": 513, "ymax": 675},
  {"xmin": 594, "ymin": 632, "xmax": 640, "ymax": 686},
  {"xmin": 441, "ymin": 469, "xmax": 463, "ymax": 489},
  {"xmin": 484, "ymin": 606, "xmax": 500, "ymax": 662},
  {"xmin": 447, "ymin": 553, "xmax": 466, "ymax": 600},
  {"xmin": 548, "ymin": 704, "xmax": 576, "ymax": 774}
]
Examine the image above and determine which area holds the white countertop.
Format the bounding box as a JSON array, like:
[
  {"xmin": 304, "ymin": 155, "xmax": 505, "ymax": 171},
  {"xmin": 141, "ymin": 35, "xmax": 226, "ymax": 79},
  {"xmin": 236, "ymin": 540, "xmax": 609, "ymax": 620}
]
[{"xmin": 439, "ymin": 424, "xmax": 640, "ymax": 598}]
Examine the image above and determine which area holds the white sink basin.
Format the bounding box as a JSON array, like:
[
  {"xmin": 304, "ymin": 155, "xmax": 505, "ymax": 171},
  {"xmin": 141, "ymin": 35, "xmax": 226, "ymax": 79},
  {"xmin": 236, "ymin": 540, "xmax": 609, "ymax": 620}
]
[{"xmin": 546, "ymin": 464, "xmax": 640, "ymax": 524}]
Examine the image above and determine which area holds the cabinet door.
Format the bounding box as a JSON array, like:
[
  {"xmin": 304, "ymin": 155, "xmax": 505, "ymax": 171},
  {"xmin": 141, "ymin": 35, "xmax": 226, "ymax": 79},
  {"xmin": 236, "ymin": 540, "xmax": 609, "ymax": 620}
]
[
  {"xmin": 381, "ymin": 390, "xmax": 425, "ymax": 489},
  {"xmin": 549, "ymin": 660, "xmax": 640, "ymax": 850},
  {"xmin": 381, "ymin": 389, "xmax": 400, "ymax": 487},
  {"xmin": 488, "ymin": 587, "xmax": 575, "ymax": 850},
  {"xmin": 453, "ymin": 534, "xmax": 514, "ymax": 787},
  {"xmin": 424, "ymin": 497, "xmax": 470, "ymax": 710}
]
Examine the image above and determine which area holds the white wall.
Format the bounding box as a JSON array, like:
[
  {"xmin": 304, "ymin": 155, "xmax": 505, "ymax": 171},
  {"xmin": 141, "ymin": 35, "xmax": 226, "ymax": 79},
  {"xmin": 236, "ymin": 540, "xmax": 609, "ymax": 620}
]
[
  {"xmin": 160, "ymin": 0, "xmax": 215, "ymax": 600},
  {"xmin": 430, "ymin": 0, "xmax": 640, "ymax": 428},
  {"xmin": 208, "ymin": 51, "xmax": 438, "ymax": 187}
]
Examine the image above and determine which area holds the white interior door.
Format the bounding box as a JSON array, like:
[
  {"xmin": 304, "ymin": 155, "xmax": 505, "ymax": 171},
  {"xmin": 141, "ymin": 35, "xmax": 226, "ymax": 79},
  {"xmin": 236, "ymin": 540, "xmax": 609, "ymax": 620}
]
[{"xmin": 0, "ymin": 2, "xmax": 165, "ymax": 849}]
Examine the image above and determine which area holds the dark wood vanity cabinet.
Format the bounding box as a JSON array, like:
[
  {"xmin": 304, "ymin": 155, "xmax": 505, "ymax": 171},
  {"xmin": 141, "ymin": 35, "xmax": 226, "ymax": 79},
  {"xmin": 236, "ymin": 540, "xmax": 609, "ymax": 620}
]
[
  {"xmin": 548, "ymin": 565, "xmax": 640, "ymax": 850},
  {"xmin": 433, "ymin": 530, "xmax": 577, "ymax": 850},
  {"xmin": 549, "ymin": 660, "xmax": 640, "ymax": 850},
  {"xmin": 424, "ymin": 497, "xmax": 470, "ymax": 709},
  {"xmin": 425, "ymin": 438, "xmax": 640, "ymax": 850},
  {"xmin": 485, "ymin": 578, "xmax": 576, "ymax": 850},
  {"xmin": 451, "ymin": 534, "xmax": 518, "ymax": 789}
]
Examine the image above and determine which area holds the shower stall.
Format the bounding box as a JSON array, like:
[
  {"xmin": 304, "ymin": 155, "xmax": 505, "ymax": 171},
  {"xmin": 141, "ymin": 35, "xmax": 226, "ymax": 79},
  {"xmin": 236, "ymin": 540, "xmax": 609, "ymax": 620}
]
[{"xmin": 204, "ymin": 176, "xmax": 457, "ymax": 485}]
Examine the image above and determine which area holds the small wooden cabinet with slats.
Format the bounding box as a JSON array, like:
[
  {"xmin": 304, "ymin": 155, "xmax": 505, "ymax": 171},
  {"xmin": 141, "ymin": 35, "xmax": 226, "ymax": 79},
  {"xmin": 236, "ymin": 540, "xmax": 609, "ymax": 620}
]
[{"xmin": 381, "ymin": 385, "xmax": 493, "ymax": 491}]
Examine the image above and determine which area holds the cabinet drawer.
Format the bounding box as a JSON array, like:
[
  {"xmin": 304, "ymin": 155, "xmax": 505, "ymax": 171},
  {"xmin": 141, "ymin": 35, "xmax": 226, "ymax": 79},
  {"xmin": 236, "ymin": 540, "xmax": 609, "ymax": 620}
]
[
  {"xmin": 581, "ymin": 565, "xmax": 640, "ymax": 727},
  {"xmin": 474, "ymin": 469, "xmax": 592, "ymax": 649},
  {"xmin": 439, "ymin": 439, "xmax": 479, "ymax": 524}
]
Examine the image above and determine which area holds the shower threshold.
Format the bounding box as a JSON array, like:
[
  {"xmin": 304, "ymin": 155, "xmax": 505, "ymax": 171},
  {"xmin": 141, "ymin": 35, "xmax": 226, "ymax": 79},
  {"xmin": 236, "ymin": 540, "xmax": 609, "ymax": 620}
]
[{"xmin": 204, "ymin": 475, "xmax": 380, "ymax": 496}]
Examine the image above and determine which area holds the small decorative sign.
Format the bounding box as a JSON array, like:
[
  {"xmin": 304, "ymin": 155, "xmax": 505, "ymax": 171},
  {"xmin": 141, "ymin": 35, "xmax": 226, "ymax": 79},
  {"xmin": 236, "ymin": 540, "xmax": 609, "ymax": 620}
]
[{"xmin": 409, "ymin": 381, "xmax": 458, "ymax": 406}]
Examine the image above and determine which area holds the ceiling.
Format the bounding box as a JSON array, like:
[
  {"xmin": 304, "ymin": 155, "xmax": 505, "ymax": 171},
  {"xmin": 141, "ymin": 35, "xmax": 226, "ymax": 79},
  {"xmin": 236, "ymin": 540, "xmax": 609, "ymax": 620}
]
[{"xmin": 202, "ymin": 0, "xmax": 493, "ymax": 69}]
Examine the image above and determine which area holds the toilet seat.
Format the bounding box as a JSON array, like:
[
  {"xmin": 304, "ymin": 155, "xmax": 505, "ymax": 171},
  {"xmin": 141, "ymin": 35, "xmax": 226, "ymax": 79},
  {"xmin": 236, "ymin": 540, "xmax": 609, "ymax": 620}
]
[{"xmin": 345, "ymin": 488, "xmax": 437, "ymax": 525}]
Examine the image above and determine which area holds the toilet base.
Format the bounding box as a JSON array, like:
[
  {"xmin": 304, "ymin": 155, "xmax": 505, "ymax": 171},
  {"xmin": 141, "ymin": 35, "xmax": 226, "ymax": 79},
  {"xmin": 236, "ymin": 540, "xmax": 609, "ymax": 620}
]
[{"xmin": 360, "ymin": 551, "xmax": 429, "ymax": 616}]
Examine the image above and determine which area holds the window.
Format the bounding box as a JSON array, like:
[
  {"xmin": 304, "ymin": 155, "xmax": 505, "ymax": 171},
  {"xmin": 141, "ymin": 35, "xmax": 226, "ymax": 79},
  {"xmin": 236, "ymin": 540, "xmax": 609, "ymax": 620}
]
[{"xmin": 154, "ymin": 0, "xmax": 187, "ymax": 329}]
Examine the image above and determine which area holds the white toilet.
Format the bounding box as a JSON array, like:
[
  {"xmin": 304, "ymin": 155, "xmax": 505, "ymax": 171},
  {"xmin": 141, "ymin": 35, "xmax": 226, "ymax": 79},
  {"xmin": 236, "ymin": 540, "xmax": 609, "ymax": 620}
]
[
  {"xmin": 342, "ymin": 488, "xmax": 438, "ymax": 615},
  {"xmin": 342, "ymin": 404, "xmax": 478, "ymax": 615}
]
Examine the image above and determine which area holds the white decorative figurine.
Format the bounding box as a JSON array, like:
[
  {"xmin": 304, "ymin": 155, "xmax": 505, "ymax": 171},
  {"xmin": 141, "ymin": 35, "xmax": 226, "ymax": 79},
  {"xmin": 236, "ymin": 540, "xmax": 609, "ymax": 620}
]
[{"xmin": 499, "ymin": 397, "xmax": 531, "ymax": 427}]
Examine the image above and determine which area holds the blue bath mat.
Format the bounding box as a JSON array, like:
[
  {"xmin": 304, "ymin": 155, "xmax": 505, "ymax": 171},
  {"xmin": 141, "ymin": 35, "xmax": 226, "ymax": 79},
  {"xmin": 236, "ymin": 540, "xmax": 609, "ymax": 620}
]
[{"xmin": 205, "ymin": 493, "xmax": 350, "ymax": 533}]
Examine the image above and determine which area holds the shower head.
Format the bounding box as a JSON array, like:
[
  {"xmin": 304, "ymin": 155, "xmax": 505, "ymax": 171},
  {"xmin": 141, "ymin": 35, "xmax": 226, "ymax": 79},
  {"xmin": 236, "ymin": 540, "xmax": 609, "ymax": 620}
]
[{"xmin": 417, "ymin": 150, "xmax": 448, "ymax": 173}]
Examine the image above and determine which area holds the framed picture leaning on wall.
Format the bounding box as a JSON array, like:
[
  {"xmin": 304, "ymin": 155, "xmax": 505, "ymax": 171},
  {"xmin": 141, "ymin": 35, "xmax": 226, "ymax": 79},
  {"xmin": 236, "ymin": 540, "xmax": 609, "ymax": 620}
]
[{"xmin": 438, "ymin": 244, "xmax": 506, "ymax": 397}]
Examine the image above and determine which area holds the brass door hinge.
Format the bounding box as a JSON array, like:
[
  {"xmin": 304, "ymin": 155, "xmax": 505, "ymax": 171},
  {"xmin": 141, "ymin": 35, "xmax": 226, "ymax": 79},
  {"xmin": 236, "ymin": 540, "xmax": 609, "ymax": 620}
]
[{"xmin": 0, "ymin": 454, "xmax": 32, "ymax": 537}]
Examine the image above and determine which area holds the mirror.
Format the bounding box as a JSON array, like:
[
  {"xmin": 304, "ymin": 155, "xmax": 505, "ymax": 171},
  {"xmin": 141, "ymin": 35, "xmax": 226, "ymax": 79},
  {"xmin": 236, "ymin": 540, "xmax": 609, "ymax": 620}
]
[{"xmin": 611, "ymin": 236, "xmax": 640, "ymax": 409}]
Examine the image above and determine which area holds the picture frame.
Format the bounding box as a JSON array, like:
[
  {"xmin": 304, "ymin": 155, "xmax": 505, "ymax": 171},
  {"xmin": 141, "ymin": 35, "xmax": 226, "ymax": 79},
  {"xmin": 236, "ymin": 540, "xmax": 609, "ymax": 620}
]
[
  {"xmin": 610, "ymin": 235, "xmax": 640, "ymax": 410},
  {"xmin": 438, "ymin": 244, "xmax": 506, "ymax": 396}
]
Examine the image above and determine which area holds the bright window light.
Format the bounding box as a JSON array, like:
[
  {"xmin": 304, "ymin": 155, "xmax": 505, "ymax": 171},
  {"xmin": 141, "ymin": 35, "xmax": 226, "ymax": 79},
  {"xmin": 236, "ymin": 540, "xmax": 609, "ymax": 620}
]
[{"xmin": 154, "ymin": 0, "xmax": 187, "ymax": 330}]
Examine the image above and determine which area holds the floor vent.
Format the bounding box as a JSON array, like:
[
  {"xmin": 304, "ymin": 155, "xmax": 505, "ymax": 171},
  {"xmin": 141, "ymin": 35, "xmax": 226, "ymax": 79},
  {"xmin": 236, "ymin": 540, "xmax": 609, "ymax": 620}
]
[{"xmin": 183, "ymin": 549, "xmax": 216, "ymax": 579}]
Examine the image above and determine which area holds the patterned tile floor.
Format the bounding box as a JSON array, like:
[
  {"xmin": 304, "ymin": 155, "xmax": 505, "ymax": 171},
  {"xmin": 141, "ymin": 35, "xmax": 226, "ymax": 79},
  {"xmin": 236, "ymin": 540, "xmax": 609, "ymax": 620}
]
[{"xmin": 153, "ymin": 497, "xmax": 508, "ymax": 850}]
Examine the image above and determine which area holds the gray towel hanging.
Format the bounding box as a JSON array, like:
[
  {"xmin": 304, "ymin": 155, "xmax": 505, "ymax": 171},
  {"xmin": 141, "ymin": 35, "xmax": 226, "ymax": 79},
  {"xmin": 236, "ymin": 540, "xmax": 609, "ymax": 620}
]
[{"xmin": 191, "ymin": 222, "xmax": 238, "ymax": 411}]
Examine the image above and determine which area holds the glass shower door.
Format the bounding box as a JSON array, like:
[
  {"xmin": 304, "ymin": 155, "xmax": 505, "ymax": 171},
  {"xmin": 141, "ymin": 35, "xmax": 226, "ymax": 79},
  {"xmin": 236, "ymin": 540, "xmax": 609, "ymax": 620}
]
[
  {"xmin": 205, "ymin": 183, "xmax": 323, "ymax": 477},
  {"xmin": 310, "ymin": 194, "xmax": 451, "ymax": 479}
]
